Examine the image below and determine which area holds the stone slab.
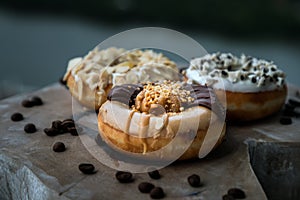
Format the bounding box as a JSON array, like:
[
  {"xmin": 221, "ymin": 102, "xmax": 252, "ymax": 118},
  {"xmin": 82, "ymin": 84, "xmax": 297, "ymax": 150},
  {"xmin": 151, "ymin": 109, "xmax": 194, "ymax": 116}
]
[{"xmin": 0, "ymin": 83, "xmax": 299, "ymax": 199}]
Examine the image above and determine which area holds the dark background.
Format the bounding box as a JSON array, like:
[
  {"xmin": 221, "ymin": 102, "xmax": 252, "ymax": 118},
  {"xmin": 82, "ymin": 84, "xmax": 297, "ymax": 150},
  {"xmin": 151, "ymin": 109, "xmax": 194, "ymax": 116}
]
[{"xmin": 0, "ymin": 0, "xmax": 300, "ymax": 98}]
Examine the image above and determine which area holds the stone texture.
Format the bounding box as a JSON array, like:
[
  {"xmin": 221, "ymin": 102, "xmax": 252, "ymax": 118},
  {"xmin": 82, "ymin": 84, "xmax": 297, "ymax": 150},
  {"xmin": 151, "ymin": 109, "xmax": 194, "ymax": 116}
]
[{"xmin": 0, "ymin": 83, "xmax": 299, "ymax": 199}]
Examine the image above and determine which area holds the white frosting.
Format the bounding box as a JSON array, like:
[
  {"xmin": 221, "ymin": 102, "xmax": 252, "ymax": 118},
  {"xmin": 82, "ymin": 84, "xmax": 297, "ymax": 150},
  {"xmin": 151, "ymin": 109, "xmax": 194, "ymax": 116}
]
[
  {"xmin": 100, "ymin": 101, "xmax": 214, "ymax": 138},
  {"xmin": 186, "ymin": 53, "xmax": 286, "ymax": 93},
  {"xmin": 63, "ymin": 47, "xmax": 180, "ymax": 103}
]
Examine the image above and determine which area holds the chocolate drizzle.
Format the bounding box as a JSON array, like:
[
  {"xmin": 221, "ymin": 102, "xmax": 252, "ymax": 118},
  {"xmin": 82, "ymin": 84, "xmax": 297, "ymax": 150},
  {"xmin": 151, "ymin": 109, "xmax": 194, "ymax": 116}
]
[
  {"xmin": 108, "ymin": 83, "xmax": 223, "ymax": 115},
  {"xmin": 181, "ymin": 84, "xmax": 213, "ymax": 110},
  {"xmin": 107, "ymin": 84, "xmax": 144, "ymax": 108}
]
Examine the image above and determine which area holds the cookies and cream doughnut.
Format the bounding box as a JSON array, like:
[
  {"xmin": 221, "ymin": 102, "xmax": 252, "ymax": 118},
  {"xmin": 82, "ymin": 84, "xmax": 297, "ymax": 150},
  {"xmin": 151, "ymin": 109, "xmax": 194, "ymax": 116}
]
[
  {"xmin": 98, "ymin": 81, "xmax": 226, "ymax": 160},
  {"xmin": 186, "ymin": 53, "xmax": 287, "ymax": 121},
  {"xmin": 63, "ymin": 47, "xmax": 180, "ymax": 110}
]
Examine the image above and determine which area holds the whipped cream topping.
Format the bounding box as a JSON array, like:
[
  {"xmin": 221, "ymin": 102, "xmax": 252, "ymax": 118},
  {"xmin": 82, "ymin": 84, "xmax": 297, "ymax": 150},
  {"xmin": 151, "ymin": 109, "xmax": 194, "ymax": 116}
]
[
  {"xmin": 186, "ymin": 52, "xmax": 286, "ymax": 92},
  {"xmin": 63, "ymin": 47, "xmax": 179, "ymax": 104}
]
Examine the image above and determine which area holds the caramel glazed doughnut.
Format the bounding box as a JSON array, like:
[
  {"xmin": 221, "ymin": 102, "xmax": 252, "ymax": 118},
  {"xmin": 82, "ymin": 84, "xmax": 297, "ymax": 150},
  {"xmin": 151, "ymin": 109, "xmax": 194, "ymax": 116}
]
[
  {"xmin": 186, "ymin": 53, "xmax": 287, "ymax": 121},
  {"xmin": 98, "ymin": 81, "xmax": 226, "ymax": 161},
  {"xmin": 63, "ymin": 47, "xmax": 180, "ymax": 110}
]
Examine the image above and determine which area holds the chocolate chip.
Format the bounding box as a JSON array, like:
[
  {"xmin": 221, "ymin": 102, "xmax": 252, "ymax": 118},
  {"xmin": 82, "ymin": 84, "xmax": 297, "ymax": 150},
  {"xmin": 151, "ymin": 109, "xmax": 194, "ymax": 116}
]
[
  {"xmin": 24, "ymin": 123, "xmax": 37, "ymax": 133},
  {"xmin": 11, "ymin": 113, "xmax": 23, "ymax": 121},
  {"xmin": 251, "ymin": 77, "xmax": 257, "ymax": 83},
  {"xmin": 68, "ymin": 127, "xmax": 78, "ymax": 136},
  {"xmin": 138, "ymin": 182, "xmax": 155, "ymax": 193},
  {"xmin": 148, "ymin": 170, "xmax": 161, "ymax": 180},
  {"xmin": 280, "ymin": 117, "xmax": 292, "ymax": 125},
  {"xmin": 188, "ymin": 174, "xmax": 201, "ymax": 187},
  {"xmin": 222, "ymin": 194, "xmax": 235, "ymax": 200},
  {"xmin": 79, "ymin": 163, "xmax": 96, "ymax": 174},
  {"xmin": 52, "ymin": 120, "xmax": 62, "ymax": 130},
  {"xmin": 240, "ymin": 75, "xmax": 245, "ymax": 81},
  {"xmin": 61, "ymin": 120, "xmax": 75, "ymax": 132},
  {"xmin": 150, "ymin": 187, "xmax": 165, "ymax": 199},
  {"xmin": 227, "ymin": 188, "xmax": 246, "ymax": 199},
  {"xmin": 44, "ymin": 128, "xmax": 59, "ymax": 136},
  {"xmin": 115, "ymin": 171, "xmax": 134, "ymax": 183},
  {"xmin": 52, "ymin": 142, "xmax": 66, "ymax": 152},
  {"xmin": 269, "ymin": 77, "xmax": 273, "ymax": 82},
  {"xmin": 263, "ymin": 68, "xmax": 269, "ymax": 73},
  {"xmin": 288, "ymin": 99, "xmax": 300, "ymax": 107},
  {"xmin": 22, "ymin": 99, "xmax": 34, "ymax": 108},
  {"xmin": 271, "ymin": 67, "xmax": 276, "ymax": 71},
  {"xmin": 227, "ymin": 65, "xmax": 232, "ymax": 71},
  {"xmin": 221, "ymin": 70, "xmax": 228, "ymax": 77},
  {"xmin": 253, "ymin": 67, "xmax": 257, "ymax": 71},
  {"xmin": 31, "ymin": 96, "xmax": 43, "ymax": 106}
]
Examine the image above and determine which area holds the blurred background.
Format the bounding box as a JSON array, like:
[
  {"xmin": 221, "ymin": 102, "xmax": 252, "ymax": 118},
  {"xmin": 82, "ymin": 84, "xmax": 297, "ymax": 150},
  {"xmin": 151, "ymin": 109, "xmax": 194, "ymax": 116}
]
[{"xmin": 0, "ymin": 0, "xmax": 300, "ymax": 99}]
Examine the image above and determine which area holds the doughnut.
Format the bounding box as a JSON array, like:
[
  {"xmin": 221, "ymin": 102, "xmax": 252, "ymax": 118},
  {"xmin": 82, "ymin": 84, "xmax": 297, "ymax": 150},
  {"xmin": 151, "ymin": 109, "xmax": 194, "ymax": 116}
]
[
  {"xmin": 63, "ymin": 47, "xmax": 180, "ymax": 110},
  {"xmin": 98, "ymin": 81, "xmax": 226, "ymax": 160},
  {"xmin": 186, "ymin": 52, "xmax": 287, "ymax": 121}
]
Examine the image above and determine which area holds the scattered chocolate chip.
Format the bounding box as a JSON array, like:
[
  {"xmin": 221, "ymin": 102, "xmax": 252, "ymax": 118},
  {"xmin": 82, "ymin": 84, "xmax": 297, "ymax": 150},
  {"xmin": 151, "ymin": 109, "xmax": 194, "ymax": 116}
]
[
  {"xmin": 11, "ymin": 113, "xmax": 24, "ymax": 121},
  {"xmin": 79, "ymin": 163, "xmax": 96, "ymax": 174},
  {"xmin": 22, "ymin": 99, "xmax": 34, "ymax": 108},
  {"xmin": 227, "ymin": 188, "xmax": 246, "ymax": 199},
  {"xmin": 240, "ymin": 75, "xmax": 245, "ymax": 81},
  {"xmin": 227, "ymin": 65, "xmax": 232, "ymax": 71},
  {"xmin": 138, "ymin": 182, "xmax": 155, "ymax": 193},
  {"xmin": 68, "ymin": 127, "xmax": 78, "ymax": 136},
  {"xmin": 288, "ymin": 99, "xmax": 300, "ymax": 107},
  {"xmin": 148, "ymin": 170, "xmax": 161, "ymax": 180},
  {"xmin": 115, "ymin": 171, "xmax": 134, "ymax": 183},
  {"xmin": 44, "ymin": 128, "xmax": 59, "ymax": 136},
  {"xmin": 251, "ymin": 77, "xmax": 257, "ymax": 83},
  {"xmin": 52, "ymin": 142, "xmax": 66, "ymax": 152},
  {"xmin": 271, "ymin": 67, "xmax": 276, "ymax": 71},
  {"xmin": 52, "ymin": 120, "xmax": 62, "ymax": 130},
  {"xmin": 150, "ymin": 187, "xmax": 165, "ymax": 199},
  {"xmin": 31, "ymin": 96, "xmax": 43, "ymax": 106},
  {"xmin": 280, "ymin": 117, "xmax": 292, "ymax": 125},
  {"xmin": 222, "ymin": 194, "xmax": 235, "ymax": 200},
  {"xmin": 62, "ymin": 120, "xmax": 75, "ymax": 132},
  {"xmin": 253, "ymin": 67, "xmax": 257, "ymax": 71},
  {"xmin": 24, "ymin": 123, "xmax": 37, "ymax": 133},
  {"xmin": 188, "ymin": 174, "xmax": 201, "ymax": 187}
]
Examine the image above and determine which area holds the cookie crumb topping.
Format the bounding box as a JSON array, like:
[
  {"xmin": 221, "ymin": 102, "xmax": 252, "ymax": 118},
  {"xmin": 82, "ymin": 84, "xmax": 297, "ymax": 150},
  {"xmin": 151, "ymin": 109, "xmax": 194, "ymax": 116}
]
[{"xmin": 134, "ymin": 81, "xmax": 194, "ymax": 113}]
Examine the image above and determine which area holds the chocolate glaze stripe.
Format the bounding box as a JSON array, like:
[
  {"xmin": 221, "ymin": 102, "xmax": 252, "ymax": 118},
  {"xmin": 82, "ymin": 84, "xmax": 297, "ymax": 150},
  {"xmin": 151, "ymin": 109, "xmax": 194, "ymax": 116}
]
[
  {"xmin": 107, "ymin": 83, "xmax": 223, "ymax": 114},
  {"xmin": 107, "ymin": 84, "xmax": 144, "ymax": 108}
]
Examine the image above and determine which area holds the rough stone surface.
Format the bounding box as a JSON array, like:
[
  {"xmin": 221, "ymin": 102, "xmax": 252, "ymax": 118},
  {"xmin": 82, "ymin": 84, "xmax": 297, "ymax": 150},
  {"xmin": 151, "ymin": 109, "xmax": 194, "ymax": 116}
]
[{"xmin": 0, "ymin": 83, "xmax": 299, "ymax": 200}]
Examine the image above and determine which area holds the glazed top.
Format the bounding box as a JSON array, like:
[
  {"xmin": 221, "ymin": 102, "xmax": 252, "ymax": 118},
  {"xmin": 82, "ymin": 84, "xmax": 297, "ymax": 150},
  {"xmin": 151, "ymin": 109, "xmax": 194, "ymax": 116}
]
[
  {"xmin": 107, "ymin": 81, "xmax": 222, "ymax": 115},
  {"xmin": 186, "ymin": 52, "xmax": 286, "ymax": 92},
  {"xmin": 63, "ymin": 47, "xmax": 180, "ymax": 103}
]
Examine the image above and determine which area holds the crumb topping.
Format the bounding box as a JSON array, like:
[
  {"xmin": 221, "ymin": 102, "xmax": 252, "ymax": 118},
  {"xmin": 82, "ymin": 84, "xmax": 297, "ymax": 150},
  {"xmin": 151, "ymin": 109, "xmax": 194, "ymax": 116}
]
[{"xmin": 134, "ymin": 81, "xmax": 194, "ymax": 113}]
